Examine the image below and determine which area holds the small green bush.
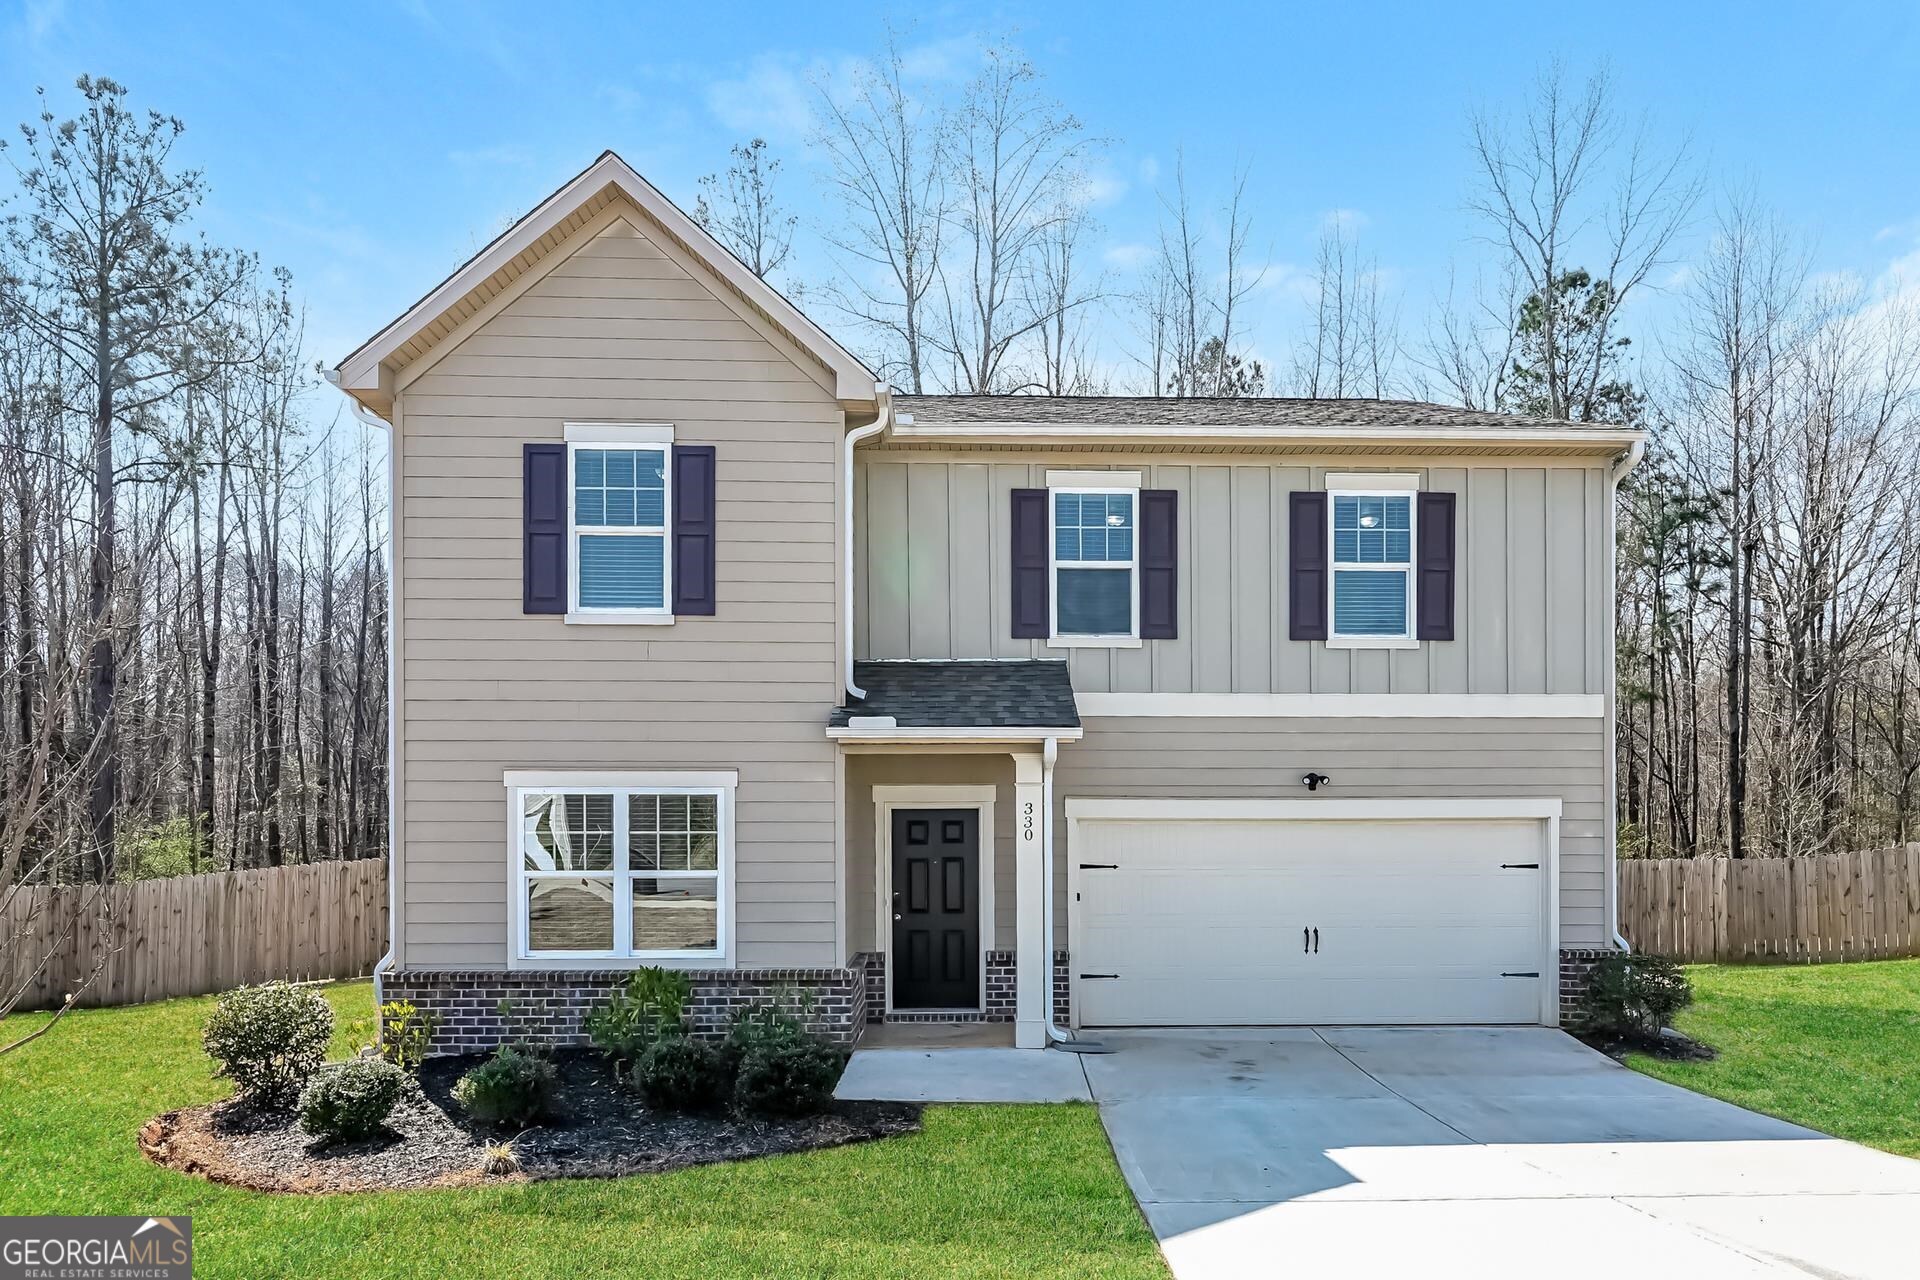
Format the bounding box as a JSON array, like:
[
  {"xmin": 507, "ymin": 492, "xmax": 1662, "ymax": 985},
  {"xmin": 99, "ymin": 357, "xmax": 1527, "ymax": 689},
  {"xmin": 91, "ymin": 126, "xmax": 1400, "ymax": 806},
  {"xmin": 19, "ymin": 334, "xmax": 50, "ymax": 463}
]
[
  {"xmin": 298, "ymin": 1058, "xmax": 412, "ymax": 1143},
  {"xmin": 376, "ymin": 1000, "xmax": 440, "ymax": 1075},
  {"xmin": 1578, "ymin": 952, "xmax": 1693, "ymax": 1037},
  {"xmin": 584, "ymin": 967, "xmax": 693, "ymax": 1066},
  {"xmin": 452, "ymin": 1046, "xmax": 556, "ymax": 1126},
  {"xmin": 632, "ymin": 1035, "xmax": 728, "ymax": 1111},
  {"xmin": 721, "ymin": 1000, "xmax": 809, "ymax": 1074},
  {"xmin": 732, "ymin": 1037, "xmax": 846, "ymax": 1118},
  {"xmin": 202, "ymin": 982, "xmax": 334, "ymax": 1104}
]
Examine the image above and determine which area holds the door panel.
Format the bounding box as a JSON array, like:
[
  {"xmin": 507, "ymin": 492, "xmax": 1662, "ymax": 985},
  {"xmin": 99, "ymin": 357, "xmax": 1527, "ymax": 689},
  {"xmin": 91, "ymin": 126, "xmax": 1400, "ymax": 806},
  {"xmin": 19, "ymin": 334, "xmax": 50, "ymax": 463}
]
[
  {"xmin": 1075, "ymin": 817, "xmax": 1545, "ymax": 1026},
  {"xmin": 891, "ymin": 808, "xmax": 980, "ymax": 1009}
]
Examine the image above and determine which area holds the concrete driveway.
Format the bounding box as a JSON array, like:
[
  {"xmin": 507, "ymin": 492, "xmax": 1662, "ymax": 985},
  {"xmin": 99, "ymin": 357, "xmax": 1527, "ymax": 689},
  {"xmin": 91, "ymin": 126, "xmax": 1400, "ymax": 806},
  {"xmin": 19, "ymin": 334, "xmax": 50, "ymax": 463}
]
[{"xmin": 1085, "ymin": 1027, "xmax": 1920, "ymax": 1279}]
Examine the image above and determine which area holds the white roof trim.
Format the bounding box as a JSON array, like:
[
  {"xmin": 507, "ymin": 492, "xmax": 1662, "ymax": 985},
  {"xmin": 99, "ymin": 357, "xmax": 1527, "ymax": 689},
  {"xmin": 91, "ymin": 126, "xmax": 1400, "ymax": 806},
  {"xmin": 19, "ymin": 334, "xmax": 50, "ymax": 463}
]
[
  {"xmin": 825, "ymin": 726, "xmax": 1085, "ymax": 743},
  {"xmin": 888, "ymin": 422, "xmax": 1645, "ymax": 449},
  {"xmin": 334, "ymin": 151, "xmax": 876, "ymax": 405}
]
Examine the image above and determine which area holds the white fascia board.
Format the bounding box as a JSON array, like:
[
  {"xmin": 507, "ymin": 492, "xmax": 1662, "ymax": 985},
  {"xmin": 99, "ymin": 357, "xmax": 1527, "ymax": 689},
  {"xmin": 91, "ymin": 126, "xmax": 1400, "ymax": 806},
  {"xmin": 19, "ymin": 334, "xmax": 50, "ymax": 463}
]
[
  {"xmin": 1064, "ymin": 796, "xmax": 1564, "ymax": 823},
  {"xmin": 889, "ymin": 422, "xmax": 1646, "ymax": 450},
  {"xmin": 825, "ymin": 726, "xmax": 1085, "ymax": 743},
  {"xmin": 334, "ymin": 152, "xmax": 877, "ymax": 403},
  {"xmin": 1074, "ymin": 693, "xmax": 1604, "ymax": 718}
]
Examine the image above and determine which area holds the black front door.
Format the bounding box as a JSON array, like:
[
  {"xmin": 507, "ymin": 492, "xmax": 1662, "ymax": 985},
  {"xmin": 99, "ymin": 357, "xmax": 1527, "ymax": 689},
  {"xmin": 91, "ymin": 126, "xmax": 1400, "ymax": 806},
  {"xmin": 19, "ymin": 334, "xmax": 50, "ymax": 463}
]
[{"xmin": 891, "ymin": 808, "xmax": 980, "ymax": 1010}]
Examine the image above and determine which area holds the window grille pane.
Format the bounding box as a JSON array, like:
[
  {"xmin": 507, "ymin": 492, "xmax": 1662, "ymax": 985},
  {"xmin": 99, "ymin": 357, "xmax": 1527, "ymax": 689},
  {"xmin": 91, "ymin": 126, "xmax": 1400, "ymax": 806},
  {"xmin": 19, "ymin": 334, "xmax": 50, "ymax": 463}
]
[
  {"xmin": 1333, "ymin": 569, "xmax": 1409, "ymax": 636},
  {"xmin": 1057, "ymin": 567, "xmax": 1133, "ymax": 635},
  {"xmin": 528, "ymin": 877, "xmax": 615, "ymax": 951},
  {"xmin": 523, "ymin": 793, "xmax": 614, "ymax": 872},
  {"xmin": 632, "ymin": 879, "xmax": 718, "ymax": 951},
  {"xmin": 578, "ymin": 534, "xmax": 664, "ymax": 609},
  {"xmin": 1333, "ymin": 494, "xmax": 1412, "ymax": 565},
  {"xmin": 575, "ymin": 447, "xmax": 666, "ymax": 530}
]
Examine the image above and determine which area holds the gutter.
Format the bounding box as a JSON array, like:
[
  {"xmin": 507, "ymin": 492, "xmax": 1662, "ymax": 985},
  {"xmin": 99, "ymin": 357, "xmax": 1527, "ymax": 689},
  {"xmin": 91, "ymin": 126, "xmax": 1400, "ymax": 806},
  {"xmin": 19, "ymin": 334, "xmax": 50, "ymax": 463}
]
[
  {"xmin": 1039, "ymin": 736, "xmax": 1106, "ymax": 1052},
  {"xmin": 323, "ymin": 368, "xmax": 400, "ymax": 1017},
  {"xmin": 1604, "ymin": 438, "xmax": 1648, "ymax": 953},
  {"xmin": 842, "ymin": 384, "xmax": 892, "ymax": 701}
]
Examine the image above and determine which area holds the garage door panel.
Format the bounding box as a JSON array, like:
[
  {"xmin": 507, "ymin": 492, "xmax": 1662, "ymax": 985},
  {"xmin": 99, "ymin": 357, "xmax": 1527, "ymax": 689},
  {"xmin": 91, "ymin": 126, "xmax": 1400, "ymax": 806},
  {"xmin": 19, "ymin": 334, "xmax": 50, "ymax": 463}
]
[{"xmin": 1075, "ymin": 816, "xmax": 1548, "ymax": 1027}]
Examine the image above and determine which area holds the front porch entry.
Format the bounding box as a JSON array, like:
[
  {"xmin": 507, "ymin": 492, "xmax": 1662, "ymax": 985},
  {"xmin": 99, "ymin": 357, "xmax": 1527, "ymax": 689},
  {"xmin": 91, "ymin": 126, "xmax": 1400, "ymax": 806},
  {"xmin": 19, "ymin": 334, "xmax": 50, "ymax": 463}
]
[{"xmin": 878, "ymin": 792, "xmax": 990, "ymax": 1012}]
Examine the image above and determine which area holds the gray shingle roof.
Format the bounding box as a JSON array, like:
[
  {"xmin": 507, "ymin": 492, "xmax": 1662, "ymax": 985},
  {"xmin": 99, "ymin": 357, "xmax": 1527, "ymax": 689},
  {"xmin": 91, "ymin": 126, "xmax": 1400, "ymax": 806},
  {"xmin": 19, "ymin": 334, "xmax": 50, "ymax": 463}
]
[
  {"xmin": 831, "ymin": 660, "xmax": 1080, "ymax": 729},
  {"xmin": 895, "ymin": 395, "xmax": 1616, "ymax": 432}
]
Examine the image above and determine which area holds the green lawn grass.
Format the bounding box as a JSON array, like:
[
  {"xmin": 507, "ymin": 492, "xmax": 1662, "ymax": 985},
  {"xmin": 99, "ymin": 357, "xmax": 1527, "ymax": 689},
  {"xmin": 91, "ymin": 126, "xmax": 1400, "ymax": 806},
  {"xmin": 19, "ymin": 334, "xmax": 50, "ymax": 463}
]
[
  {"xmin": 0, "ymin": 982, "xmax": 1166, "ymax": 1280},
  {"xmin": 1627, "ymin": 958, "xmax": 1920, "ymax": 1158}
]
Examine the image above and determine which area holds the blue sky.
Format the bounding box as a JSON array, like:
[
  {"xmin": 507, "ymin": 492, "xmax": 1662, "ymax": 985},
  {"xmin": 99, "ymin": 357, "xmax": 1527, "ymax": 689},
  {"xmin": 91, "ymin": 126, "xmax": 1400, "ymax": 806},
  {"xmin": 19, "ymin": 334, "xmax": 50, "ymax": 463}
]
[{"xmin": 6, "ymin": 0, "xmax": 1919, "ymax": 390}]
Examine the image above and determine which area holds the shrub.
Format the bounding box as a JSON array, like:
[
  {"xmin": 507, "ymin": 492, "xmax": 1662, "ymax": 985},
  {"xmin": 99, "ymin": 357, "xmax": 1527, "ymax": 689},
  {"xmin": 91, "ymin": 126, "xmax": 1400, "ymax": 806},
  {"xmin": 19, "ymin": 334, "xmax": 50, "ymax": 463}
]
[
  {"xmin": 452, "ymin": 1046, "xmax": 556, "ymax": 1127},
  {"xmin": 376, "ymin": 1000, "xmax": 440, "ymax": 1075},
  {"xmin": 720, "ymin": 1000, "xmax": 809, "ymax": 1074},
  {"xmin": 298, "ymin": 1058, "xmax": 412, "ymax": 1143},
  {"xmin": 732, "ymin": 1037, "xmax": 846, "ymax": 1118},
  {"xmin": 202, "ymin": 982, "xmax": 334, "ymax": 1104},
  {"xmin": 1578, "ymin": 953, "xmax": 1693, "ymax": 1037},
  {"xmin": 584, "ymin": 968, "xmax": 693, "ymax": 1066},
  {"xmin": 631, "ymin": 1034, "xmax": 728, "ymax": 1111}
]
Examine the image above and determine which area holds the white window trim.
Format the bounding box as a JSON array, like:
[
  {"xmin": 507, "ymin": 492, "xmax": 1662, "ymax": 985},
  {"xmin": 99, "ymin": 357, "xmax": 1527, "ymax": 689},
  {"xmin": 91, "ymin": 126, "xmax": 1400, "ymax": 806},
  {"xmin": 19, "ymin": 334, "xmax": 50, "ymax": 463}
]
[
  {"xmin": 504, "ymin": 770, "xmax": 736, "ymax": 970},
  {"xmin": 1046, "ymin": 483, "xmax": 1142, "ymax": 649},
  {"xmin": 1327, "ymin": 483, "xmax": 1419, "ymax": 650},
  {"xmin": 565, "ymin": 431, "xmax": 674, "ymax": 625}
]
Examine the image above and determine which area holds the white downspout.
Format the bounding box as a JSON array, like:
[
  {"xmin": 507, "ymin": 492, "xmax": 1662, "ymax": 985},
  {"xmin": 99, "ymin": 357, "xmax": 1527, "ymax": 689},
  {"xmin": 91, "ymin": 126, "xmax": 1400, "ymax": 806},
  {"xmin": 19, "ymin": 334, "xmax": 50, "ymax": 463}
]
[
  {"xmin": 1605, "ymin": 438, "xmax": 1647, "ymax": 953},
  {"xmin": 842, "ymin": 383, "xmax": 891, "ymax": 701},
  {"xmin": 324, "ymin": 369, "xmax": 399, "ymax": 1014},
  {"xmin": 1039, "ymin": 736, "xmax": 1103, "ymax": 1049}
]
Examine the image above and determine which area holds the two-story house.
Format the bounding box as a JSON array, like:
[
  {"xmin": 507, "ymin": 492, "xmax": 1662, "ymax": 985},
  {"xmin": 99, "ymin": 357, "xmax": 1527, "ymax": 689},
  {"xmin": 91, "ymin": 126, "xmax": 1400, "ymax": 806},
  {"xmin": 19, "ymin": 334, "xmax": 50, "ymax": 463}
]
[{"xmin": 329, "ymin": 153, "xmax": 1643, "ymax": 1054}]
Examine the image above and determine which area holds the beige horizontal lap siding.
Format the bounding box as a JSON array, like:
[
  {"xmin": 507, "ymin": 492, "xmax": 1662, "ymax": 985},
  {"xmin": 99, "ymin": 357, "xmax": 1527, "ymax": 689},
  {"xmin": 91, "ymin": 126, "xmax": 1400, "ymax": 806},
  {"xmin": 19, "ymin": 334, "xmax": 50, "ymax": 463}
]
[
  {"xmin": 853, "ymin": 454, "xmax": 1607, "ymax": 696},
  {"xmin": 394, "ymin": 213, "xmax": 843, "ymax": 971},
  {"xmin": 1054, "ymin": 716, "xmax": 1610, "ymax": 947}
]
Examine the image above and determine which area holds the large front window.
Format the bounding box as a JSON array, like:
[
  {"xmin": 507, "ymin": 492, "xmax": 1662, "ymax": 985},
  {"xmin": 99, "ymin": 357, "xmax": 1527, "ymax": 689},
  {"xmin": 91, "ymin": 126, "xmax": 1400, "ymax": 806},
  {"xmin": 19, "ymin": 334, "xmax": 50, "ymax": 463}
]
[
  {"xmin": 1330, "ymin": 491, "xmax": 1414, "ymax": 642},
  {"xmin": 1051, "ymin": 488, "xmax": 1137, "ymax": 641},
  {"xmin": 512, "ymin": 776, "xmax": 730, "ymax": 961},
  {"xmin": 571, "ymin": 444, "xmax": 670, "ymax": 614}
]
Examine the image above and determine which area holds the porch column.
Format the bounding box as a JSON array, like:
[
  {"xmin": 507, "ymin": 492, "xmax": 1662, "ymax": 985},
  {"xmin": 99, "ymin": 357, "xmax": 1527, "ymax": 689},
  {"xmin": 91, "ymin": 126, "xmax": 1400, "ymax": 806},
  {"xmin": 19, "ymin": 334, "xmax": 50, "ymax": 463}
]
[{"xmin": 1013, "ymin": 751, "xmax": 1047, "ymax": 1049}]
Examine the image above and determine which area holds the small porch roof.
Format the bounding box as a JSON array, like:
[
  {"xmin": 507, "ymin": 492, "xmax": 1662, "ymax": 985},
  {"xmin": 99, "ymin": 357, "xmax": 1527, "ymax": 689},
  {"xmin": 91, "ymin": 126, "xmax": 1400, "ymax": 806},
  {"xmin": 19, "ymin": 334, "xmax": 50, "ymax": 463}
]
[{"xmin": 827, "ymin": 660, "xmax": 1082, "ymax": 743}]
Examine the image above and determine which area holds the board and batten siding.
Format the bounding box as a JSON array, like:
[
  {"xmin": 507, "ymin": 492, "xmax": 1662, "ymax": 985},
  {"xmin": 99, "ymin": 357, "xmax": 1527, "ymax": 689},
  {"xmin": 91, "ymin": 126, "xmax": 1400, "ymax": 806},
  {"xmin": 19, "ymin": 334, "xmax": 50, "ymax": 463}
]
[
  {"xmin": 1056, "ymin": 717, "xmax": 1612, "ymax": 946},
  {"xmin": 394, "ymin": 210, "xmax": 844, "ymax": 971},
  {"xmin": 853, "ymin": 455, "xmax": 1609, "ymax": 696}
]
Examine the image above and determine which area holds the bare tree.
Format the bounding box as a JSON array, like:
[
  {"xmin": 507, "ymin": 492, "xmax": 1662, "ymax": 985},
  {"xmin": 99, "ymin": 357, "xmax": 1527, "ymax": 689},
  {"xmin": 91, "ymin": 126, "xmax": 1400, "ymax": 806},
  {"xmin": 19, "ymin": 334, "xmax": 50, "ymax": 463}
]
[
  {"xmin": 0, "ymin": 76, "xmax": 256, "ymax": 878},
  {"xmin": 813, "ymin": 32, "xmax": 949, "ymax": 392},
  {"xmin": 1136, "ymin": 154, "xmax": 1267, "ymax": 398},
  {"xmin": 930, "ymin": 42, "xmax": 1096, "ymax": 393},
  {"xmin": 1295, "ymin": 221, "xmax": 1401, "ymax": 398},
  {"xmin": 695, "ymin": 138, "xmax": 796, "ymax": 282},
  {"xmin": 1025, "ymin": 199, "xmax": 1106, "ymax": 394},
  {"xmin": 1464, "ymin": 60, "xmax": 1700, "ymax": 420}
]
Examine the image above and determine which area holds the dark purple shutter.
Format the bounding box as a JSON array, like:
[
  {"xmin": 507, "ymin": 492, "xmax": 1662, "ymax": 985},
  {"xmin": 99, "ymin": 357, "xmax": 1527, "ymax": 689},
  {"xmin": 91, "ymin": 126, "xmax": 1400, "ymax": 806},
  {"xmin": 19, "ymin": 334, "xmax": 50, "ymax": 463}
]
[
  {"xmin": 523, "ymin": 443, "xmax": 567, "ymax": 614},
  {"xmin": 1010, "ymin": 488, "xmax": 1050, "ymax": 638},
  {"xmin": 1139, "ymin": 489, "xmax": 1178, "ymax": 639},
  {"xmin": 672, "ymin": 445, "xmax": 717, "ymax": 616},
  {"xmin": 1288, "ymin": 491, "xmax": 1329, "ymax": 641},
  {"xmin": 1416, "ymin": 491, "xmax": 1456, "ymax": 641}
]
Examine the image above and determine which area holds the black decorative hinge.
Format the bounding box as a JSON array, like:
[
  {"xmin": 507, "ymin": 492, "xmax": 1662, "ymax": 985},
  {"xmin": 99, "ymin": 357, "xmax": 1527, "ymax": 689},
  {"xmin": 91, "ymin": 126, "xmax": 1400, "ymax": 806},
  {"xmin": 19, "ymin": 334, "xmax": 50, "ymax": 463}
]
[
  {"xmin": 1078, "ymin": 863, "xmax": 1119, "ymax": 870},
  {"xmin": 1500, "ymin": 863, "xmax": 1541, "ymax": 869},
  {"xmin": 1078, "ymin": 973, "xmax": 1120, "ymax": 980},
  {"xmin": 1500, "ymin": 971, "xmax": 1541, "ymax": 978}
]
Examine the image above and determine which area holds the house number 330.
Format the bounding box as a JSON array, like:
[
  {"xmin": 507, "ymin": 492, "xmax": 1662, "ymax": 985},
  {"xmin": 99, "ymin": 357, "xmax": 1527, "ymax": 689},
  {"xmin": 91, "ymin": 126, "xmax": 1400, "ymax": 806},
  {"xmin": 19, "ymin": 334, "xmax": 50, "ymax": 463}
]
[{"xmin": 1022, "ymin": 802, "xmax": 1036, "ymax": 841}]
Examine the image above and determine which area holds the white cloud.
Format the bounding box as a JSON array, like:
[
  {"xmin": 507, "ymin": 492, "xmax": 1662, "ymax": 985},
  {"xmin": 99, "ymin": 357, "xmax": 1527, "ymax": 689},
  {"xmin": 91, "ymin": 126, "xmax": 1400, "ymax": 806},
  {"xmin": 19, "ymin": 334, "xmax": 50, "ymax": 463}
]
[
  {"xmin": 898, "ymin": 34, "xmax": 981, "ymax": 83},
  {"xmin": 1078, "ymin": 168, "xmax": 1128, "ymax": 209},
  {"xmin": 1103, "ymin": 241, "xmax": 1152, "ymax": 271},
  {"xmin": 706, "ymin": 54, "xmax": 818, "ymax": 144},
  {"xmin": 1138, "ymin": 155, "xmax": 1161, "ymax": 185},
  {"xmin": 1319, "ymin": 208, "xmax": 1371, "ymax": 235}
]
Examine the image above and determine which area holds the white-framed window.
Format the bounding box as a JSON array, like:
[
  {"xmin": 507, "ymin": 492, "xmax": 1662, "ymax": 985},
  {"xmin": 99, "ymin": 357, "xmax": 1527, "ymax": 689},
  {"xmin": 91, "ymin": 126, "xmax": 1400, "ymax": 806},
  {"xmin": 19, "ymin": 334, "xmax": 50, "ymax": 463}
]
[
  {"xmin": 1329, "ymin": 480, "xmax": 1417, "ymax": 648},
  {"xmin": 566, "ymin": 424, "xmax": 672, "ymax": 623},
  {"xmin": 506, "ymin": 771, "xmax": 734, "ymax": 964},
  {"xmin": 1048, "ymin": 471, "xmax": 1140, "ymax": 647}
]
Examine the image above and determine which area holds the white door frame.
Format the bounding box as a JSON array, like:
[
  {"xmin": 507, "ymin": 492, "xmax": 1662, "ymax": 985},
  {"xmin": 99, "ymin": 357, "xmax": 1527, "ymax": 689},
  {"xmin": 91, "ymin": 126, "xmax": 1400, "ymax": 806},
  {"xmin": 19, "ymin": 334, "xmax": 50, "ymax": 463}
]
[
  {"xmin": 1064, "ymin": 797, "xmax": 1563, "ymax": 1027},
  {"xmin": 873, "ymin": 784, "xmax": 997, "ymax": 1015}
]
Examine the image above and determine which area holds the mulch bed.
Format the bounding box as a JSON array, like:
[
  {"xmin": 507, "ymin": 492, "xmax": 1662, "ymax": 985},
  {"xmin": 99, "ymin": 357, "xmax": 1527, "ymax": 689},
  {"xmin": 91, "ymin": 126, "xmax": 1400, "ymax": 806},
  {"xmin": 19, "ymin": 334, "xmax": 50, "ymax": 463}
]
[
  {"xmin": 140, "ymin": 1049, "xmax": 921, "ymax": 1194},
  {"xmin": 1578, "ymin": 1026, "xmax": 1717, "ymax": 1063}
]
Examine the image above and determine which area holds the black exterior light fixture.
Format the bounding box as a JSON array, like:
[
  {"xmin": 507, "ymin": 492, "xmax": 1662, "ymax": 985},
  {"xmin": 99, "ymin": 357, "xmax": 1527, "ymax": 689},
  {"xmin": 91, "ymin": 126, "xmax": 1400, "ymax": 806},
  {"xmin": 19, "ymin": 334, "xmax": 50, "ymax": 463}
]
[{"xmin": 1301, "ymin": 772, "xmax": 1331, "ymax": 792}]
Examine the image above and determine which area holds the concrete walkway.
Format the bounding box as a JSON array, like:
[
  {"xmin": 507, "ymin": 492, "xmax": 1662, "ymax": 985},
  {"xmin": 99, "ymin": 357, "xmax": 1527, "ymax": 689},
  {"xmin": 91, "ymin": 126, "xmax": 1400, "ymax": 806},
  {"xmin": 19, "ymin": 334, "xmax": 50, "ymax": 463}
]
[
  {"xmin": 1085, "ymin": 1027, "xmax": 1920, "ymax": 1280},
  {"xmin": 835, "ymin": 1027, "xmax": 1092, "ymax": 1102}
]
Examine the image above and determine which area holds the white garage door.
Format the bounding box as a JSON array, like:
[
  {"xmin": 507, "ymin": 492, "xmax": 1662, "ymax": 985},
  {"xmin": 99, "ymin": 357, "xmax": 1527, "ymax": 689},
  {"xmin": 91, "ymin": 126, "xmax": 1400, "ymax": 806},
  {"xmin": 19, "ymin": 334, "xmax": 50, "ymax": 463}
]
[{"xmin": 1073, "ymin": 815, "xmax": 1549, "ymax": 1026}]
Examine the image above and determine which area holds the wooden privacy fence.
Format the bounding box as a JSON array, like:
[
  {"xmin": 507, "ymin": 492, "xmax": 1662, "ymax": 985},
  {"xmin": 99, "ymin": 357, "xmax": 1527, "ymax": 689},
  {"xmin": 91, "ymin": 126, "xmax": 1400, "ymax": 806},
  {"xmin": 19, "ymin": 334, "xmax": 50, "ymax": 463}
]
[
  {"xmin": 2, "ymin": 860, "xmax": 387, "ymax": 1011},
  {"xmin": 1620, "ymin": 845, "xmax": 1920, "ymax": 963}
]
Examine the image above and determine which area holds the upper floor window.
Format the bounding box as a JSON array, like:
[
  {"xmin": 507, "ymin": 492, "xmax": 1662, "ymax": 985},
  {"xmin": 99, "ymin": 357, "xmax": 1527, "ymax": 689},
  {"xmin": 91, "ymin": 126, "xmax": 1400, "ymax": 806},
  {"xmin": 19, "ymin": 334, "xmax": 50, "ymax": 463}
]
[
  {"xmin": 1330, "ymin": 489, "xmax": 1415, "ymax": 645},
  {"xmin": 571, "ymin": 442, "xmax": 670, "ymax": 615},
  {"xmin": 1051, "ymin": 486, "xmax": 1138, "ymax": 644}
]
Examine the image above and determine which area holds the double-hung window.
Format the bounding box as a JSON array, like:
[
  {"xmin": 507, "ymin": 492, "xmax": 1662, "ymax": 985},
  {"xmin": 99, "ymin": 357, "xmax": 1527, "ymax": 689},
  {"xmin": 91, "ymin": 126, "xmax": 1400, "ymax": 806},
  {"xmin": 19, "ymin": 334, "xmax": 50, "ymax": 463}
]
[
  {"xmin": 1050, "ymin": 482, "xmax": 1138, "ymax": 643},
  {"xmin": 570, "ymin": 439, "xmax": 671, "ymax": 617},
  {"xmin": 510, "ymin": 773, "xmax": 733, "ymax": 963},
  {"xmin": 1330, "ymin": 485, "xmax": 1416, "ymax": 645}
]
